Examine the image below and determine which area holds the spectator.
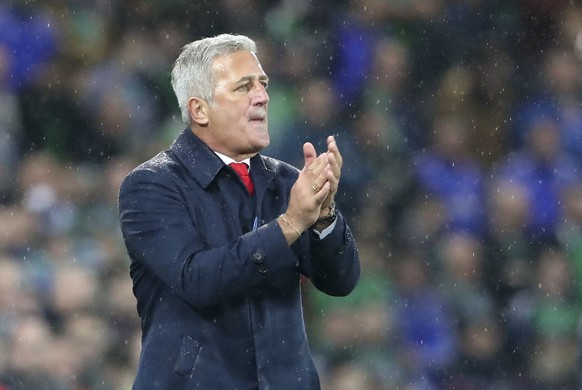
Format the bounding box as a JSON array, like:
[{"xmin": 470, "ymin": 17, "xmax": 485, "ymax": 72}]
[
  {"xmin": 413, "ymin": 114, "xmax": 487, "ymax": 236},
  {"xmin": 391, "ymin": 254, "xmax": 457, "ymax": 388},
  {"xmin": 493, "ymin": 113, "xmax": 582, "ymax": 242},
  {"xmin": 1, "ymin": 1, "xmax": 581, "ymax": 388}
]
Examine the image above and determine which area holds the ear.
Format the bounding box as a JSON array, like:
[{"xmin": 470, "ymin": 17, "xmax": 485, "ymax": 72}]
[{"xmin": 188, "ymin": 97, "xmax": 209, "ymax": 126}]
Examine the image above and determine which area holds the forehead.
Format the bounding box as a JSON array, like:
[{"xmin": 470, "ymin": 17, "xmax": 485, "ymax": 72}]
[{"xmin": 212, "ymin": 50, "xmax": 267, "ymax": 82}]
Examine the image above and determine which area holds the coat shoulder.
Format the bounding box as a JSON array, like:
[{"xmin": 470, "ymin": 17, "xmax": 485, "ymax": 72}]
[
  {"xmin": 261, "ymin": 155, "xmax": 300, "ymax": 179},
  {"xmin": 133, "ymin": 149, "xmax": 177, "ymax": 175},
  {"xmin": 119, "ymin": 150, "xmax": 180, "ymax": 192}
]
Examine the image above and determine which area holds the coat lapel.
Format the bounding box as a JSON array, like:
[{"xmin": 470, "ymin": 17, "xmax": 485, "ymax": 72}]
[
  {"xmin": 169, "ymin": 128, "xmax": 224, "ymax": 190},
  {"xmin": 169, "ymin": 128, "xmax": 278, "ymax": 197}
]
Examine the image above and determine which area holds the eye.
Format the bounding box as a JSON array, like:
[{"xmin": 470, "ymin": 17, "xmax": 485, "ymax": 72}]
[
  {"xmin": 260, "ymin": 80, "xmax": 269, "ymax": 89},
  {"xmin": 236, "ymin": 83, "xmax": 250, "ymax": 92}
]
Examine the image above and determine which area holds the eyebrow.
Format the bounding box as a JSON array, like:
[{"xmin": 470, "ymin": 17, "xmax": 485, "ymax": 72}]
[{"xmin": 236, "ymin": 75, "xmax": 269, "ymax": 84}]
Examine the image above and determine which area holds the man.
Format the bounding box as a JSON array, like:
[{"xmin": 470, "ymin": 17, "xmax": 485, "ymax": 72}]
[{"xmin": 118, "ymin": 33, "xmax": 360, "ymax": 389}]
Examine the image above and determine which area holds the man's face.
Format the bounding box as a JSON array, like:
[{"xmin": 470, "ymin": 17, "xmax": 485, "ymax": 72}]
[{"xmin": 202, "ymin": 50, "xmax": 270, "ymax": 160}]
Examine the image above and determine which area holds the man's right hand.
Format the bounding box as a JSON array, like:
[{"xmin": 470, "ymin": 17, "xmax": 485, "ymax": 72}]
[{"xmin": 278, "ymin": 142, "xmax": 332, "ymax": 242}]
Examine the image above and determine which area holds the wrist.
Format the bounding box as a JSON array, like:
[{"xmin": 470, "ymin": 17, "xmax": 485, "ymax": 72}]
[
  {"xmin": 314, "ymin": 201, "xmax": 337, "ymax": 226},
  {"xmin": 279, "ymin": 214, "xmax": 302, "ymax": 239}
]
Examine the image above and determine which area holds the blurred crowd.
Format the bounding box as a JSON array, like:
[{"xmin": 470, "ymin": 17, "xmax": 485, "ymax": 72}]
[{"xmin": 1, "ymin": 0, "xmax": 582, "ymax": 389}]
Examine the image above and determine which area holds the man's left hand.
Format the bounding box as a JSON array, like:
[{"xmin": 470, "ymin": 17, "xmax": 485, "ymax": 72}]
[{"xmin": 320, "ymin": 135, "xmax": 342, "ymax": 214}]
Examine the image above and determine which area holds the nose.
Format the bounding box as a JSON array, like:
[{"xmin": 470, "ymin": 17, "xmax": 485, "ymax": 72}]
[{"xmin": 251, "ymin": 84, "xmax": 269, "ymax": 106}]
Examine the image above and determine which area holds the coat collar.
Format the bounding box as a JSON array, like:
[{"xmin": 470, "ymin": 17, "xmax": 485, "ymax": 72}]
[{"xmin": 169, "ymin": 128, "xmax": 276, "ymax": 191}]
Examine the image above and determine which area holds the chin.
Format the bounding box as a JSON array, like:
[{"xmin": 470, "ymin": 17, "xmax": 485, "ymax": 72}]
[
  {"xmin": 257, "ymin": 138, "xmax": 270, "ymax": 151},
  {"xmin": 252, "ymin": 135, "xmax": 270, "ymax": 152},
  {"xmin": 249, "ymin": 126, "xmax": 270, "ymax": 145}
]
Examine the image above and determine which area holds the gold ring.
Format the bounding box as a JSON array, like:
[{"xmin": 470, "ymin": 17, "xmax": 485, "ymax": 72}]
[{"xmin": 312, "ymin": 183, "xmax": 320, "ymax": 192}]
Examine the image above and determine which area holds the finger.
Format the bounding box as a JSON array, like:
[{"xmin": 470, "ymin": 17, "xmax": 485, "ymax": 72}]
[
  {"xmin": 305, "ymin": 153, "xmax": 328, "ymax": 178},
  {"xmin": 303, "ymin": 142, "xmax": 317, "ymax": 168},
  {"xmin": 311, "ymin": 159, "xmax": 333, "ymax": 190},
  {"xmin": 310, "ymin": 173, "xmax": 329, "ymax": 193},
  {"xmin": 326, "ymin": 151, "xmax": 341, "ymax": 180},
  {"xmin": 314, "ymin": 182, "xmax": 331, "ymax": 204},
  {"xmin": 325, "ymin": 165, "xmax": 339, "ymax": 192},
  {"xmin": 327, "ymin": 136, "xmax": 343, "ymax": 170}
]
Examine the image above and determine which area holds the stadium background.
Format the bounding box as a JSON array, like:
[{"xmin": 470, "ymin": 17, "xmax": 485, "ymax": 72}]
[{"xmin": 1, "ymin": 0, "xmax": 582, "ymax": 388}]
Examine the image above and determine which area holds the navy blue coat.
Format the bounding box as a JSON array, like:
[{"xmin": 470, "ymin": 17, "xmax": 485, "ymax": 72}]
[{"xmin": 118, "ymin": 129, "xmax": 360, "ymax": 389}]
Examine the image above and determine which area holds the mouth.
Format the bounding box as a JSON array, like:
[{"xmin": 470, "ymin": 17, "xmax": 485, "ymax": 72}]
[
  {"xmin": 249, "ymin": 117, "xmax": 266, "ymax": 123},
  {"xmin": 249, "ymin": 111, "xmax": 267, "ymax": 123}
]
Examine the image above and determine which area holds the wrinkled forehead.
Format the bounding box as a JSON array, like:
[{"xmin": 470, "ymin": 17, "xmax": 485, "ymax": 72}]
[{"xmin": 211, "ymin": 50, "xmax": 267, "ymax": 83}]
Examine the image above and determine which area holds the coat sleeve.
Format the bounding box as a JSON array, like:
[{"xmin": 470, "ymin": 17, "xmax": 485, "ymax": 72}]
[
  {"xmin": 266, "ymin": 157, "xmax": 360, "ymax": 297},
  {"xmin": 299, "ymin": 211, "xmax": 360, "ymax": 297},
  {"xmin": 118, "ymin": 168, "xmax": 297, "ymax": 309}
]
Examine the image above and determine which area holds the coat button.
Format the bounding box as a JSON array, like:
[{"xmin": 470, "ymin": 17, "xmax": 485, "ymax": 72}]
[
  {"xmin": 338, "ymin": 245, "xmax": 346, "ymax": 254},
  {"xmin": 252, "ymin": 251, "xmax": 264, "ymax": 263},
  {"xmin": 258, "ymin": 265, "xmax": 268, "ymax": 274}
]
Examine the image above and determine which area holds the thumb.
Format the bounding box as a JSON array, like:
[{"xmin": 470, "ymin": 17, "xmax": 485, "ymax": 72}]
[{"xmin": 303, "ymin": 142, "xmax": 317, "ymax": 168}]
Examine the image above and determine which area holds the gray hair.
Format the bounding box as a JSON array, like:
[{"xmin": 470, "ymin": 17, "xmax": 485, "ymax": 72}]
[{"xmin": 171, "ymin": 34, "xmax": 257, "ymax": 124}]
